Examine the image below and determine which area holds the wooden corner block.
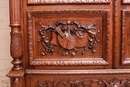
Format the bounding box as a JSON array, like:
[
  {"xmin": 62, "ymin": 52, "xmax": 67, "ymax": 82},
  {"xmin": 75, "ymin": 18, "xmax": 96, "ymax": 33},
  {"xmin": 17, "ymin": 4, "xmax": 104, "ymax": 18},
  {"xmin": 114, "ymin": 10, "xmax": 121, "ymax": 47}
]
[{"xmin": 6, "ymin": 70, "xmax": 24, "ymax": 77}]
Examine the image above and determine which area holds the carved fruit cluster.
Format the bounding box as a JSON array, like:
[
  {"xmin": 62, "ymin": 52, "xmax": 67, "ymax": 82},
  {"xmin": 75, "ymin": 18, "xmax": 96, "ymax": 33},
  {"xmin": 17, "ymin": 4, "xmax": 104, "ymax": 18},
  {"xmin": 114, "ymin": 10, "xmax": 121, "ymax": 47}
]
[{"xmin": 38, "ymin": 21, "xmax": 100, "ymax": 56}]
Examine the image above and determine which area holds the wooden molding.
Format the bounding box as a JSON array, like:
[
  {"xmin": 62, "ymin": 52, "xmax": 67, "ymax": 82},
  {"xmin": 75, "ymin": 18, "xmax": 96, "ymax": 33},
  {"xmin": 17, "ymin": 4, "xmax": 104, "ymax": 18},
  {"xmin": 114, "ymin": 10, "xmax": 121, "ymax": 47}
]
[
  {"xmin": 25, "ymin": 69, "xmax": 130, "ymax": 74},
  {"xmin": 122, "ymin": 10, "xmax": 130, "ymax": 65},
  {"xmin": 6, "ymin": 70, "xmax": 24, "ymax": 77},
  {"xmin": 28, "ymin": 0, "xmax": 110, "ymax": 4},
  {"xmin": 28, "ymin": 9, "xmax": 110, "ymax": 66}
]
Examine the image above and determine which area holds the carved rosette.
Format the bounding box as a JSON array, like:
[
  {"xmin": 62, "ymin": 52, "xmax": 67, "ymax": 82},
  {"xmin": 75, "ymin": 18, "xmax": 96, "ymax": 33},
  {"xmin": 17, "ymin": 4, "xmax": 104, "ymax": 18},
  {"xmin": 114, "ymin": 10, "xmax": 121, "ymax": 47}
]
[{"xmin": 28, "ymin": 0, "xmax": 110, "ymax": 4}]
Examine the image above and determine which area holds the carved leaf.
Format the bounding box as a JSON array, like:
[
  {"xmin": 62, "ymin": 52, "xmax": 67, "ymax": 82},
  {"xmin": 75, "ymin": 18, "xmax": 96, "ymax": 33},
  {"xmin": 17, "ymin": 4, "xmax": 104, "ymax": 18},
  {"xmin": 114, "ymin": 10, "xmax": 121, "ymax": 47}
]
[
  {"xmin": 36, "ymin": 78, "xmax": 130, "ymax": 87},
  {"xmin": 39, "ymin": 21, "xmax": 99, "ymax": 56}
]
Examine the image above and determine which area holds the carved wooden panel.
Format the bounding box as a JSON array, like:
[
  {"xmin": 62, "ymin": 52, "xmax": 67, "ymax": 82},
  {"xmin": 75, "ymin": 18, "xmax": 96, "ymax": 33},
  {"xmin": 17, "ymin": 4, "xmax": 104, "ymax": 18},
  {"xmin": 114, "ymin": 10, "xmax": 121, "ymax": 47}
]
[
  {"xmin": 36, "ymin": 79, "xmax": 128, "ymax": 87},
  {"xmin": 26, "ymin": 75, "xmax": 130, "ymax": 87},
  {"xmin": 121, "ymin": 10, "xmax": 130, "ymax": 65},
  {"xmin": 8, "ymin": 0, "xmax": 130, "ymax": 87},
  {"xmin": 28, "ymin": 0, "xmax": 110, "ymax": 4},
  {"xmin": 28, "ymin": 9, "xmax": 111, "ymax": 66}
]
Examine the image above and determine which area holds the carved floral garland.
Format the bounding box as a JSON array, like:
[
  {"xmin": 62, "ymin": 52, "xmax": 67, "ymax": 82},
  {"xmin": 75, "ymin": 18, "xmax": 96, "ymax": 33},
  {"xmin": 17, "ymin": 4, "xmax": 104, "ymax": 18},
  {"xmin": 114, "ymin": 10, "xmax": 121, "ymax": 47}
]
[
  {"xmin": 39, "ymin": 21, "xmax": 100, "ymax": 56},
  {"xmin": 36, "ymin": 78, "xmax": 130, "ymax": 87}
]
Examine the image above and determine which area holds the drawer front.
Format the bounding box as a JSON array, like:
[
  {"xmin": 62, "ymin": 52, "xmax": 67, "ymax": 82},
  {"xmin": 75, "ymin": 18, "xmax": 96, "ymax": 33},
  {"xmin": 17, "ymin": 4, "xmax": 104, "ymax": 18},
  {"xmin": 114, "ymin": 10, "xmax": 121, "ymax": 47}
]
[{"xmin": 26, "ymin": 74, "xmax": 130, "ymax": 87}]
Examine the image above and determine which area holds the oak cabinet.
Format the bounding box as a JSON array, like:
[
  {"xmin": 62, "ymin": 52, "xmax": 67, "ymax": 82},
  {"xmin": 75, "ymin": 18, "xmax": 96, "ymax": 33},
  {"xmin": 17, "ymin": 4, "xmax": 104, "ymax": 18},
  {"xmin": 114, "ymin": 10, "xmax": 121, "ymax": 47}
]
[{"xmin": 7, "ymin": 0, "xmax": 130, "ymax": 87}]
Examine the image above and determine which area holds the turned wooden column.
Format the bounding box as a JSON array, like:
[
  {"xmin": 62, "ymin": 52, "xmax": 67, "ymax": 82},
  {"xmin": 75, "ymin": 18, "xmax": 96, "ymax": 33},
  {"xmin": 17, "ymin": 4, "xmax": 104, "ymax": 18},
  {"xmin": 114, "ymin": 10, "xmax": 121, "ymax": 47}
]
[
  {"xmin": 9, "ymin": 0, "xmax": 22, "ymax": 71},
  {"xmin": 6, "ymin": 0, "xmax": 24, "ymax": 87}
]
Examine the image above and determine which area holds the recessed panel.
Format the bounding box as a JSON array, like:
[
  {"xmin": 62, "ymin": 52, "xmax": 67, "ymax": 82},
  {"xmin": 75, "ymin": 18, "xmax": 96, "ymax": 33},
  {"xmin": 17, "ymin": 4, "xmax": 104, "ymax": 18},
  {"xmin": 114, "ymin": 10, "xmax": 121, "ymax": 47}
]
[
  {"xmin": 121, "ymin": 10, "xmax": 130, "ymax": 65},
  {"xmin": 28, "ymin": 9, "xmax": 110, "ymax": 66},
  {"xmin": 26, "ymin": 74, "xmax": 130, "ymax": 87}
]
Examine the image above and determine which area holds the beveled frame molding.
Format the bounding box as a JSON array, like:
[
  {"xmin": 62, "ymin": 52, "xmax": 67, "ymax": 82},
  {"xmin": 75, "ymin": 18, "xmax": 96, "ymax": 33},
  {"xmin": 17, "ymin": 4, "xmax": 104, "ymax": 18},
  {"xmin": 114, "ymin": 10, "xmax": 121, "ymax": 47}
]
[
  {"xmin": 122, "ymin": 10, "xmax": 130, "ymax": 65},
  {"xmin": 28, "ymin": 9, "xmax": 110, "ymax": 66},
  {"xmin": 27, "ymin": 0, "xmax": 110, "ymax": 4},
  {"xmin": 26, "ymin": 69, "xmax": 130, "ymax": 74}
]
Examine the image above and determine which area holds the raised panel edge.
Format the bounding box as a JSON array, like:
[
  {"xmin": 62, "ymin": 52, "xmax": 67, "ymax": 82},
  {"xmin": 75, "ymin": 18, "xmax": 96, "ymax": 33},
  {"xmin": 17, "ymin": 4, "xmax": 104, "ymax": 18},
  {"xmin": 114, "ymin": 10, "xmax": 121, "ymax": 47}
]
[
  {"xmin": 28, "ymin": 0, "xmax": 110, "ymax": 4},
  {"xmin": 28, "ymin": 9, "xmax": 110, "ymax": 66}
]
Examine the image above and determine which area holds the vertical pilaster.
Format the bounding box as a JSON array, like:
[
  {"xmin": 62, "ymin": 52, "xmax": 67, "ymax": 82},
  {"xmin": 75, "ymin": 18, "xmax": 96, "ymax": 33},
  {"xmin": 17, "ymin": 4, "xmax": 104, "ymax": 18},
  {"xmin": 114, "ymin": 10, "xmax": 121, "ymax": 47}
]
[
  {"xmin": 7, "ymin": 0, "xmax": 24, "ymax": 87},
  {"xmin": 9, "ymin": 0, "xmax": 22, "ymax": 70}
]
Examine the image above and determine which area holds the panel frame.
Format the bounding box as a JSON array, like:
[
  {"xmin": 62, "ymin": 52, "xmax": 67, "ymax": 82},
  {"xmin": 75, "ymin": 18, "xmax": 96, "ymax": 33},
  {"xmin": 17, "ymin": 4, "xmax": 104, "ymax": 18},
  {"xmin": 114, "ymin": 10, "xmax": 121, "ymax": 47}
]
[
  {"xmin": 27, "ymin": 9, "xmax": 111, "ymax": 66},
  {"xmin": 27, "ymin": 0, "xmax": 110, "ymax": 4},
  {"xmin": 121, "ymin": 10, "xmax": 130, "ymax": 65},
  {"xmin": 26, "ymin": 74, "xmax": 130, "ymax": 87}
]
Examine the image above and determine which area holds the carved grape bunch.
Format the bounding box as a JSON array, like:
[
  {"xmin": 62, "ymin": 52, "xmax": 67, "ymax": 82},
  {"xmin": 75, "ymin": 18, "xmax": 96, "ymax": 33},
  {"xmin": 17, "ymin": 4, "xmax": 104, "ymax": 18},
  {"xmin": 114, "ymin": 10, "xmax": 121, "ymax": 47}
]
[{"xmin": 39, "ymin": 21, "xmax": 100, "ymax": 56}]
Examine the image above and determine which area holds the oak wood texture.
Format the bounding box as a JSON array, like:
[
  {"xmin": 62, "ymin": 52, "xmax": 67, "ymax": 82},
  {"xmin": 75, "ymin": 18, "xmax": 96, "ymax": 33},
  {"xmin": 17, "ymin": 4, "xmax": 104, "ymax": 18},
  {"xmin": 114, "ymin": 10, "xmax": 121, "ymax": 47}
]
[
  {"xmin": 26, "ymin": 75, "xmax": 130, "ymax": 87},
  {"xmin": 7, "ymin": 0, "xmax": 130, "ymax": 87}
]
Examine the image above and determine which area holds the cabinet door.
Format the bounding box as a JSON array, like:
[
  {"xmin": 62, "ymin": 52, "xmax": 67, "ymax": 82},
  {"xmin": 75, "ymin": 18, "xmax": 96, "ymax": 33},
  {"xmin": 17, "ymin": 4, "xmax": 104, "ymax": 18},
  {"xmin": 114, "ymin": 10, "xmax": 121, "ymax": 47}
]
[
  {"xmin": 22, "ymin": 0, "xmax": 113, "ymax": 70},
  {"xmin": 114, "ymin": 0, "xmax": 130, "ymax": 68}
]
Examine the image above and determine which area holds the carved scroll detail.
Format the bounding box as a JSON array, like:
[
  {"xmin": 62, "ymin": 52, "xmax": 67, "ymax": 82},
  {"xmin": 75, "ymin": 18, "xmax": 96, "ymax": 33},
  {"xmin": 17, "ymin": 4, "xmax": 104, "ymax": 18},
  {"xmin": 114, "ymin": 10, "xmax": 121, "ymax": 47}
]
[
  {"xmin": 28, "ymin": 0, "xmax": 110, "ymax": 4},
  {"xmin": 103, "ymin": 78, "xmax": 127, "ymax": 87},
  {"xmin": 36, "ymin": 80, "xmax": 66, "ymax": 87},
  {"xmin": 69, "ymin": 80, "xmax": 81, "ymax": 87},
  {"xmin": 39, "ymin": 21, "xmax": 99, "ymax": 56},
  {"xmin": 36, "ymin": 78, "xmax": 130, "ymax": 87}
]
